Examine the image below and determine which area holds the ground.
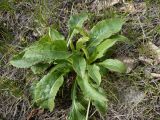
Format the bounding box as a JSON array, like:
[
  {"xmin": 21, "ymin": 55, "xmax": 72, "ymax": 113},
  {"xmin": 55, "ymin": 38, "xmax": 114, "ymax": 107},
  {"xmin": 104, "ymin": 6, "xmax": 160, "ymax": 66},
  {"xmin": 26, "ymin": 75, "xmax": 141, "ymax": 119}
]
[{"xmin": 0, "ymin": 0, "xmax": 160, "ymax": 120}]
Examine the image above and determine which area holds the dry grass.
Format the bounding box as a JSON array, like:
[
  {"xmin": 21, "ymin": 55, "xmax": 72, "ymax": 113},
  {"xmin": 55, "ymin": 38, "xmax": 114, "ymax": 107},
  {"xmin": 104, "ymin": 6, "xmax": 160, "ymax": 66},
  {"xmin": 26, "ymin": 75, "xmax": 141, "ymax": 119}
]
[{"xmin": 0, "ymin": 0, "xmax": 160, "ymax": 120}]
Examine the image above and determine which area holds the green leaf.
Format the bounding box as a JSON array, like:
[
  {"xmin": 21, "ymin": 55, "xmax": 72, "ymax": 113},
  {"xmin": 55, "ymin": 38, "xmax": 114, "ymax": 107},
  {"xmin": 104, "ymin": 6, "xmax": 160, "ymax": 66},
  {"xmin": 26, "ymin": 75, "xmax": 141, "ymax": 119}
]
[
  {"xmin": 77, "ymin": 74, "xmax": 106, "ymax": 103},
  {"xmin": 48, "ymin": 76, "xmax": 64, "ymax": 111},
  {"xmin": 92, "ymin": 87, "xmax": 108, "ymax": 114},
  {"xmin": 67, "ymin": 13, "xmax": 89, "ymax": 47},
  {"xmin": 31, "ymin": 63, "xmax": 50, "ymax": 74},
  {"xmin": 76, "ymin": 37, "xmax": 89, "ymax": 50},
  {"xmin": 81, "ymin": 47, "xmax": 89, "ymax": 59},
  {"xmin": 77, "ymin": 74, "xmax": 107, "ymax": 113},
  {"xmin": 10, "ymin": 52, "xmax": 38, "ymax": 68},
  {"xmin": 23, "ymin": 36, "xmax": 70, "ymax": 61},
  {"xmin": 68, "ymin": 13, "xmax": 89, "ymax": 32},
  {"xmin": 69, "ymin": 100, "xmax": 86, "ymax": 120},
  {"xmin": 49, "ymin": 27, "xmax": 65, "ymax": 41},
  {"xmin": 33, "ymin": 64, "xmax": 69, "ymax": 111},
  {"xmin": 72, "ymin": 55, "xmax": 86, "ymax": 78},
  {"xmin": 99, "ymin": 59, "xmax": 126, "ymax": 73},
  {"xmin": 71, "ymin": 81, "xmax": 78, "ymax": 100},
  {"xmin": 53, "ymin": 40, "xmax": 68, "ymax": 51},
  {"xmin": 74, "ymin": 27, "xmax": 89, "ymax": 37},
  {"xmin": 90, "ymin": 35, "xmax": 127, "ymax": 62},
  {"xmin": 87, "ymin": 64, "xmax": 101, "ymax": 86},
  {"xmin": 69, "ymin": 82, "xmax": 86, "ymax": 120},
  {"xmin": 10, "ymin": 35, "xmax": 70, "ymax": 68},
  {"xmin": 89, "ymin": 18, "xmax": 125, "ymax": 47}
]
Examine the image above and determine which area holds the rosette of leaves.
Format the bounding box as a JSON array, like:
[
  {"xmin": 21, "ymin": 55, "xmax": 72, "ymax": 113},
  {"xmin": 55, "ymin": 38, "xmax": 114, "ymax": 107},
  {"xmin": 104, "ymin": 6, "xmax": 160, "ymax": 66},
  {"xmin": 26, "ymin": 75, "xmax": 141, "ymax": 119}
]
[{"xmin": 10, "ymin": 13, "xmax": 127, "ymax": 120}]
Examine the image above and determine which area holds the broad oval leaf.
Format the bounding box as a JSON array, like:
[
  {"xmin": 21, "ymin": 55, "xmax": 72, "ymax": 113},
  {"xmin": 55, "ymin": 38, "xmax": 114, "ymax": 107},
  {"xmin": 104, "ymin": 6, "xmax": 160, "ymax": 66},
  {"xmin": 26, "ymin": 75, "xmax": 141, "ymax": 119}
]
[
  {"xmin": 87, "ymin": 64, "xmax": 101, "ymax": 86},
  {"xmin": 48, "ymin": 75, "xmax": 64, "ymax": 111},
  {"xmin": 89, "ymin": 18, "xmax": 125, "ymax": 47},
  {"xmin": 77, "ymin": 74, "xmax": 107, "ymax": 113},
  {"xmin": 89, "ymin": 35, "xmax": 128, "ymax": 62},
  {"xmin": 77, "ymin": 74, "xmax": 106, "ymax": 102},
  {"xmin": 72, "ymin": 55, "xmax": 86, "ymax": 78},
  {"xmin": 92, "ymin": 87, "xmax": 108, "ymax": 114},
  {"xmin": 23, "ymin": 36, "xmax": 70, "ymax": 61},
  {"xmin": 33, "ymin": 64, "xmax": 70, "ymax": 111},
  {"xmin": 10, "ymin": 52, "xmax": 39, "ymax": 68},
  {"xmin": 68, "ymin": 13, "xmax": 89, "ymax": 31},
  {"xmin": 49, "ymin": 27, "xmax": 65, "ymax": 41},
  {"xmin": 98, "ymin": 59, "xmax": 126, "ymax": 73},
  {"xmin": 67, "ymin": 13, "xmax": 89, "ymax": 47},
  {"xmin": 10, "ymin": 36, "xmax": 70, "ymax": 68}
]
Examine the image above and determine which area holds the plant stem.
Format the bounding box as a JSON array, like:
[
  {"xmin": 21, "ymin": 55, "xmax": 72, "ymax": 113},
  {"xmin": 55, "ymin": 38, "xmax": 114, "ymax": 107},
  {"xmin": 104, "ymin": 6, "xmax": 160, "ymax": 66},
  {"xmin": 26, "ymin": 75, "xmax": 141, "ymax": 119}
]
[{"xmin": 86, "ymin": 100, "xmax": 91, "ymax": 120}]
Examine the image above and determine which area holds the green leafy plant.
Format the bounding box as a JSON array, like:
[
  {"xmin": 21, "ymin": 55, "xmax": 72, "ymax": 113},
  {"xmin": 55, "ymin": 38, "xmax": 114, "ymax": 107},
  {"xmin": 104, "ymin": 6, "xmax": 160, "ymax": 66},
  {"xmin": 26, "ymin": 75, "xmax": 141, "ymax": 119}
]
[{"xmin": 10, "ymin": 13, "xmax": 127, "ymax": 120}]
